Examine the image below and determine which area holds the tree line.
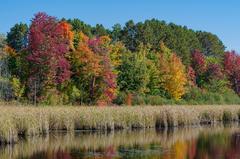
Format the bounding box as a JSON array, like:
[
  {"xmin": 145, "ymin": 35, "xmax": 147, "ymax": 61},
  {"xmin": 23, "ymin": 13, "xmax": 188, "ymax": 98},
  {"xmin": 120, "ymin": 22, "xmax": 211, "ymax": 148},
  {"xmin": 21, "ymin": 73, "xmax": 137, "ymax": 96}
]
[{"xmin": 0, "ymin": 12, "xmax": 240, "ymax": 105}]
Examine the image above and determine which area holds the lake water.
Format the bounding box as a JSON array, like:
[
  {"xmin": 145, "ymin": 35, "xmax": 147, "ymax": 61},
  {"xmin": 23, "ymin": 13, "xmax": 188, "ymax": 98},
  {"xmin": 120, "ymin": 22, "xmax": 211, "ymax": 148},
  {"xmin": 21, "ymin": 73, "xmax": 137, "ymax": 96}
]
[{"xmin": 1, "ymin": 125, "xmax": 240, "ymax": 159}]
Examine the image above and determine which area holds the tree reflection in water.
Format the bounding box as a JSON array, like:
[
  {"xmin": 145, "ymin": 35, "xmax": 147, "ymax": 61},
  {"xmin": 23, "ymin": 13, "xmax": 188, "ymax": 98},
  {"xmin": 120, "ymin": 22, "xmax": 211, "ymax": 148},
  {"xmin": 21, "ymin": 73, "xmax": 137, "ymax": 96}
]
[{"xmin": 0, "ymin": 125, "xmax": 239, "ymax": 159}]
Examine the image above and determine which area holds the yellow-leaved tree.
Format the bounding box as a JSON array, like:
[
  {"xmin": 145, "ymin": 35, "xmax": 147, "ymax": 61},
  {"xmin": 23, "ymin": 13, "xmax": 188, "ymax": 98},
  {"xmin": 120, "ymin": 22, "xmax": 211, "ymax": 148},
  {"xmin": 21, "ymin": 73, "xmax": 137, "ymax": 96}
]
[{"xmin": 158, "ymin": 42, "xmax": 187, "ymax": 100}]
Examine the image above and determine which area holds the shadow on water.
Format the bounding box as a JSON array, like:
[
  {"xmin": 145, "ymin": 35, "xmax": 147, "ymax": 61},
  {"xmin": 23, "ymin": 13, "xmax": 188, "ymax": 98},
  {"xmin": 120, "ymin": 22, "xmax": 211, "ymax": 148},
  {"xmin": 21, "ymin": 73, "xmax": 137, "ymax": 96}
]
[{"xmin": 0, "ymin": 124, "xmax": 240, "ymax": 159}]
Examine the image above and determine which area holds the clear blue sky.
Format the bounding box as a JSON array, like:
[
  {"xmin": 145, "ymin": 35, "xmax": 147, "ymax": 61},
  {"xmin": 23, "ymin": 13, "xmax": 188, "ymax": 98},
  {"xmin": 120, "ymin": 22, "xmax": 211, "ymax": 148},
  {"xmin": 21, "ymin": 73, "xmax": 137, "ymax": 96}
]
[{"xmin": 0, "ymin": 0, "xmax": 239, "ymax": 51}]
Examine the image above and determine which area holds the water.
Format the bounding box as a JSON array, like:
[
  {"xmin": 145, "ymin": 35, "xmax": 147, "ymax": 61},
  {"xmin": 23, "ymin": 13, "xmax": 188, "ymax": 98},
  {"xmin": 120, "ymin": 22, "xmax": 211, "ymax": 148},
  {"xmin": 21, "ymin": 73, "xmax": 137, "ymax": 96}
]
[{"xmin": 1, "ymin": 125, "xmax": 240, "ymax": 159}]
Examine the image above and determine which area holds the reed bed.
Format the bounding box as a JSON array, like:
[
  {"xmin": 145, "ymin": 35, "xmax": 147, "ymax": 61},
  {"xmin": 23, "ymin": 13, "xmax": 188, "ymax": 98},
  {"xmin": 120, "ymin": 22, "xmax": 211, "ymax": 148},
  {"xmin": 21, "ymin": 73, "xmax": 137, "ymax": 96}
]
[{"xmin": 0, "ymin": 105, "xmax": 239, "ymax": 143}]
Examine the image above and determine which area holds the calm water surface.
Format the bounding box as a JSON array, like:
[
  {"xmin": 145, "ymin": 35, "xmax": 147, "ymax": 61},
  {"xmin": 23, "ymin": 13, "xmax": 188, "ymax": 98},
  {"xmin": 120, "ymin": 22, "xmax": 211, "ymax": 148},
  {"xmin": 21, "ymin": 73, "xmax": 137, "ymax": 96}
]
[{"xmin": 1, "ymin": 125, "xmax": 240, "ymax": 159}]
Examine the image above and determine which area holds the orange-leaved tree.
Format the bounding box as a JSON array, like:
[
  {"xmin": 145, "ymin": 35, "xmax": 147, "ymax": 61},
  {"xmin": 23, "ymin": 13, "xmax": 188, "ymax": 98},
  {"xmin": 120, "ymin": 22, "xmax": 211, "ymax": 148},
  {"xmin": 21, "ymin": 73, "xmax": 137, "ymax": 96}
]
[
  {"xmin": 70, "ymin": 32, "xmax": 102, "ymax": 104},
  {"xmin": 158, "ymin": 42, "xmax": 187, "ymax": 100},
  {"xmin": 58, "ymin": 21, "xmax": 74, "ymax": 51},
  {"xmin": 70, "ymin": 32, "xmax": 117, "ymax": 105}
]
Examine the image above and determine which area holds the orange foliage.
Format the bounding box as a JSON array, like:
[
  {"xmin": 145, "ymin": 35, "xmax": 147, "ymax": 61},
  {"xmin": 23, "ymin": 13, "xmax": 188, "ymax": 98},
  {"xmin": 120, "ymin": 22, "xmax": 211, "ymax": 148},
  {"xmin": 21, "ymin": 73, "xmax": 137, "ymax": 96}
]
[
  {"xmin": 58, "ymin": 21, "xmax": 74, "ymax": 50},
  {"xmin": 126, "ymin": 93, "xmax": 133, "ymax": 106},
  {"xmin": 4, "ymin": 45, "xmax": 17, "ymax": 57},
  {"xmin": 73, "ymin": 32, "xmax": 102, "ymax": 76},
  {"xmin": 71, "ymin": 32, "xmax": 118, "ymax": 105}
]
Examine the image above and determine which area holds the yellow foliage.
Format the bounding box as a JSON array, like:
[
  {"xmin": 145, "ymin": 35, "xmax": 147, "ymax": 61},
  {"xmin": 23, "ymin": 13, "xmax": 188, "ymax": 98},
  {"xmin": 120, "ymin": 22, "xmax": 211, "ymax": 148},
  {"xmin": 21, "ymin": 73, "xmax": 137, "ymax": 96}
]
[
  {"xmin": 99, "ymin": 36, "xmax": 111, "ymax": 45},
  {"xmin": 78, "ymin": 31, "xmax": 89, "ymax": 44},
  {"xmin": 109, "ymin": 42, "xmax": 125, "ymax": 70},
  {"xmin": 173, "ymin": 140, "xmax": 187, "ymax": 159},
  {"xmin": 159, "ymin": 43, "xmax": 187, "ymax": 100},
  {"xmin": 10, "ymin": 77, "xmax": 24, "ymax": 99}
]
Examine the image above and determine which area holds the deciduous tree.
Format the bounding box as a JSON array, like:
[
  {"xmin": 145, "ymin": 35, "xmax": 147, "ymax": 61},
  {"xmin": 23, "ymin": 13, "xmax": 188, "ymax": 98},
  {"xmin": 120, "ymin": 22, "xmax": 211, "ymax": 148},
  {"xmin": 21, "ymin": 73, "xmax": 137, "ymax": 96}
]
[
  {"xmin": 159, "ymin": 43, "xmax": 187, "ymax": 100},
  {"xmin": 27, "ymin": 12, "xmax": 71, "ymax": 102},
  {"xmin": 224, "ymin": 51, "xmax": 240, "ymax": 94}
]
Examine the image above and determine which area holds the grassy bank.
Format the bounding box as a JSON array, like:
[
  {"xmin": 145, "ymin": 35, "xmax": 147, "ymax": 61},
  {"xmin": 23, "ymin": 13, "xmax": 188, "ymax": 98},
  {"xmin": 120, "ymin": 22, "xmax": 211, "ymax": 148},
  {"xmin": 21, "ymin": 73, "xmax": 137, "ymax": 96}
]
[{"xmin": 0, "ymin": 105, "xmax": 240, "ymax": 143}]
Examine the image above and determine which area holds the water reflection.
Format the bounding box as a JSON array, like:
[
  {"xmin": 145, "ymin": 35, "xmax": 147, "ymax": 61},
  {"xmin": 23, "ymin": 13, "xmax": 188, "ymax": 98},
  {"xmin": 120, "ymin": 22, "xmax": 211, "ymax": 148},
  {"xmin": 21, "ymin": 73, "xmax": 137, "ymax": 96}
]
[{"xmin": 0, "ymin": 125, "xmax": 240, "ymax": 159}]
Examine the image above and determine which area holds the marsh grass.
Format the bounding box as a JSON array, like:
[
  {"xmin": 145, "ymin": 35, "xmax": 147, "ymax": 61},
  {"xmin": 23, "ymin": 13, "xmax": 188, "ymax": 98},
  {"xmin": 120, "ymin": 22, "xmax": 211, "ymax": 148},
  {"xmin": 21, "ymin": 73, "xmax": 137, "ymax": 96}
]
[{"xmin": 0, "ymin": 105, "xmax": 240, "ymax": 143}]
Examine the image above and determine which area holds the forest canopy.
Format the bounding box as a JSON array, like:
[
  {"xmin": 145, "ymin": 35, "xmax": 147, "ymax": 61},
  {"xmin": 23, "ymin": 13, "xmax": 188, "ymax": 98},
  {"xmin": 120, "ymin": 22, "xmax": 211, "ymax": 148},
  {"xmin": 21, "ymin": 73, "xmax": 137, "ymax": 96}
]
[{"xmin": 0, "ymin": 12, "xmax": 239, "ymax": 106}]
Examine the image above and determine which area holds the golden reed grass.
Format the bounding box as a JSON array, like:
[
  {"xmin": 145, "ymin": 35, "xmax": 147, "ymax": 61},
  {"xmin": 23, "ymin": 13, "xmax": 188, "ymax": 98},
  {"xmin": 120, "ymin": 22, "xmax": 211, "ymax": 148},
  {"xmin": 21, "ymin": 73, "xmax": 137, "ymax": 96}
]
[{"xmin": 0, "ymin": 105, "xmax": 239, "ymax": 143}]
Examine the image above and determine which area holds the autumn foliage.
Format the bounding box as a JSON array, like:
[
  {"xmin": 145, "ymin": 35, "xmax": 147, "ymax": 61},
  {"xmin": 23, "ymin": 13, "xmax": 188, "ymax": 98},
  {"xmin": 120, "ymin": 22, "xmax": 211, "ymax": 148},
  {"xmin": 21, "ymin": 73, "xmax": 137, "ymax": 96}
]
[
  {"xmin": 70, "ymin": 32, "xmax": 117, "ymax": 105},
  {"xmin": 27, "ymin": 12, "xmax": 71, "ymax": 101},
  {"xmin": 224, "ymin": 51, "xmax": 240, "ymax": 94},
  {"xmin": 159, "ymin": 45, "xmax": 187, "ymax": 100},
  {"xmin": 191, "ymin": 50, "xmax": 207, "ymax": 75},
  {"xmin": 2, "ymin": 12, "xmax": 240, "ymax": 105}
]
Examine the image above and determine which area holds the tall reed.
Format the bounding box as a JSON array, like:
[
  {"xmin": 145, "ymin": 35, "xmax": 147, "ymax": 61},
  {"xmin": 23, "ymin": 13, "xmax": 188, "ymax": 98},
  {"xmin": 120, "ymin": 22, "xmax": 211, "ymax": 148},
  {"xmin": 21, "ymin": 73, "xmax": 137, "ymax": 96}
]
[{"xmin": 0, "ymin": 105, "xmax": 239, "ymax": 143}]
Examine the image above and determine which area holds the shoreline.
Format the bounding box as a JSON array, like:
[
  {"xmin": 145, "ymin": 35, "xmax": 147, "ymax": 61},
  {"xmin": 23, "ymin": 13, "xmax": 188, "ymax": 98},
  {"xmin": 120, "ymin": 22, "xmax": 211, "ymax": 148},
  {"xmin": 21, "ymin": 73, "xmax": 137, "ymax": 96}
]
[
  {"xmin": 0, "ymin": 105, "xmax": 240, "ymax": 144},
  {"xmin": 0, "ymin": 126, "xmax": 239, "ymax": 158}
]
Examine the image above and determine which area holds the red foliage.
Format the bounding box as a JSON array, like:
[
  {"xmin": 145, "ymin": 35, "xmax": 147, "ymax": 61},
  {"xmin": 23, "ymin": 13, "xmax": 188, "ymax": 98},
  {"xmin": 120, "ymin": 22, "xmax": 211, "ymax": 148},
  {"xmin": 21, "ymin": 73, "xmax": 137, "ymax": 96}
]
[
  {"xmin": 27, "ymin": 12, "xmax": 71, "ymax": 99},
  {"xmin": 101, "ymin": 54, "xmax": 117, "ymax": 104},
  {"xmin": 72, "ymin": 33, "xmax": 117, "ymax": 105},
  {"xmin": 187, "ymin": 66, "xmax": 196, "ymax": 86},
  {"xmin": 206, "ymin": 63, "xmax": 223, "ymax": 80},
  {"xmin": 191, "ymin": 50, "xmax": 207, "ymax": 75},
  {"xmin": 224, "ymin": 51, "xmax": 240, "ymax": 94}
]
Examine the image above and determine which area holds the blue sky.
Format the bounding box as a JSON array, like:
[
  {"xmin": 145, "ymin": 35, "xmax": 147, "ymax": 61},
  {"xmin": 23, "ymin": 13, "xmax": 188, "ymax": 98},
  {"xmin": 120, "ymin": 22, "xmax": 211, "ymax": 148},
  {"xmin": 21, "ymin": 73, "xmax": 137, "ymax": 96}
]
[{"xmin": 0, "ymin": 0, "xmax": 239, "ymax": 51}]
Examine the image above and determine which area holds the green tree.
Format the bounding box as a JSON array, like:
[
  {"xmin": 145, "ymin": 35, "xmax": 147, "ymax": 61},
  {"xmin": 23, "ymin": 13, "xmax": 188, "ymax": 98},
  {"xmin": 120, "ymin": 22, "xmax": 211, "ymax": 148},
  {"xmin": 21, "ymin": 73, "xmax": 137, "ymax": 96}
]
[
  {"xmin": 121, "ymin": 20, "xmax": 138, "ymax": 51},
  {"xmin": 117, "ymin": 44, "xmax": 150, "ymax": 94},
  {"xmin": 68, "ymin": 19, "xmax": 92, "ymax": 37},
  {"xmin": 196, "ymin": 31, "xmax": 225, "ymax": 61},
  {"xmin": 119, "ymin": 19, "xmax": 202, "ymax": 66},
  {"xmin": 92, "ymin": 24, "xmax": 109, "ymax": 37},
  {"xmin": 6, "ymin": 23, "xmax": 28, "ymax": 51},
  {"xmin": 111, "ymin": 23, "xmax": 122, "ymax": 42}
]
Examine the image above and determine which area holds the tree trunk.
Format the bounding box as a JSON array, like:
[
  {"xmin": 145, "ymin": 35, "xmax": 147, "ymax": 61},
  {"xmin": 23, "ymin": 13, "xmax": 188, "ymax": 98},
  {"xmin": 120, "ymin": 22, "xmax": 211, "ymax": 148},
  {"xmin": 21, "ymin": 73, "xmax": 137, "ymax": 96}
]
[{"xmin": 90, "ymin": 76, "xmax": 96, "ymax": 102}]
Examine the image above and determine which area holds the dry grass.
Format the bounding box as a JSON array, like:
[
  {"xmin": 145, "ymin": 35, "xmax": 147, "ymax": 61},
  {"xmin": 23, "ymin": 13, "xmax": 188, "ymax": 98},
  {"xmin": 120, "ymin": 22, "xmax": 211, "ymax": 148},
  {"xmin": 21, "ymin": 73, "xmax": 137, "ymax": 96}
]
[{"xmin": 0, "ymin": 105, "xmax": 239, "ymax": 143}]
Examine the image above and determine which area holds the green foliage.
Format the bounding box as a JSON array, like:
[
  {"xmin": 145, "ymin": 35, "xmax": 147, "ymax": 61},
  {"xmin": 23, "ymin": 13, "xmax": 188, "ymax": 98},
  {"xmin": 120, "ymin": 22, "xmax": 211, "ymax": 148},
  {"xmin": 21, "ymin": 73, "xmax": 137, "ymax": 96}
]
[
  {"xmin": 183, "ymin": 87, "xmax": 240, "ymax": 105},
  {"xmin": 92, "ymin": 24, "xmax": 109, "ymax": 36},
  {"xmin": 6, "ymin": 23, "xmax": 28, "ymax": 51},
  {"xmin": 64, "ymin": 84, "xmax": 81, "ymax": 104},
  {"xmin": 114, "ymin": 19, "xmax": 202, "ymax": 66},
  {"xmin": 111, "ymin": 23, "xmax": 122, "ymax": 42},
  {"xmin": 68, "ymin": 19, "xmax": 93, "ymax": 37},
  {"xmin": 117, "ymin": 44, "xmax": 150, "ymax": 94},
  {"xmin": 42, "ymin": 89, "xmax": 63, "ymax": 105},
  {"xmin": 196, "ymin": 31, "xmax": 225, "ymax": 59}
]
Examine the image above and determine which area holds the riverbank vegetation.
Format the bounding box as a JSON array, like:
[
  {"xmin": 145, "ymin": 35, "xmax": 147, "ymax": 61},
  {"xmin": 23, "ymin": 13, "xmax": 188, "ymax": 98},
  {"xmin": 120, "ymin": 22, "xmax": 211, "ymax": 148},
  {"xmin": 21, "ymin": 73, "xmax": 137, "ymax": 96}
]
[
  {"xmin": 1, "ymin": 12, "xmax": 240, "ymax": 105},
  {"xmin": 0, "ymin": 106, "xmax": 240, "ymax": 143}
]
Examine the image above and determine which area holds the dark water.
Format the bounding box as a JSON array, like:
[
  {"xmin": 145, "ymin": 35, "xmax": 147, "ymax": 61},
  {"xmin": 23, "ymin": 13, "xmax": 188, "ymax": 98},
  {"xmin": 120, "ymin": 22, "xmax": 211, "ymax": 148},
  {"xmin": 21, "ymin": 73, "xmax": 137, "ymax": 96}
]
[{"xmin": 1, "ymin": 125, "xmax": 240, "ymax": 159}]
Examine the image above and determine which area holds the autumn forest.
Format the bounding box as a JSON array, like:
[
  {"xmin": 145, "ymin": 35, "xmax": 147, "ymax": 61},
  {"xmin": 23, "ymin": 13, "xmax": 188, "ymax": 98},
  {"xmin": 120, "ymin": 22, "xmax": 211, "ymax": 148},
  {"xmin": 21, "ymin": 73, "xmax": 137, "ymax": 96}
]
[{"xmin": 1, "ymin": 12, "xmax": 240, "ymax": 106}]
